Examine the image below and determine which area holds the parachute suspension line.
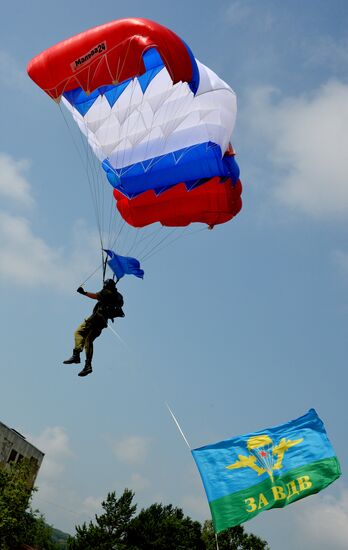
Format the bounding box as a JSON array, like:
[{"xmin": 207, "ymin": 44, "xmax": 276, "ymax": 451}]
[
  {"xmin": 141, "ymin": 225, "xmax": 207, "ymax": 263},
  {"xmin": 82, "ymin": 114, "xmax": 107, "ymax": 251},
  {"xmin": 57, "ymin": 102, "xmax": 88, "ymax": 169},
  {"xmin": 215, "ymin": 533, "xmax": 220, "ymax": 550},
  {"xmin": 106, "ymin": 187, "xmax": 119, "ymax": 250},
  {"xmin": 108, "ymin": 218, "xmax": 127, "ymax": 253},
  {"xmin": 84, "ymin": 93, "xmax": 125, "ymax": 251},
  {"xmin": 140, "ymin": 227, "xmax": 180, "ymax": 262},
  {"xmin": 79, "ymin": 261, "xmax": 104, "ymax": 287},
  {"xmin": 113, "ymin": 220, "xmax": 138, "ymax": 258},
  {"xmin": 85, "ymin": 153, "xmax": 104, "ymax": 253},
  {"xmin": 140, "ymin": 228, "xmax": 186, "ymax": 262},
  {"xmin": 135, "ymin": 225, "xmax": 166, "ymax": 260},
  {"xmin": 141, "ymin": 229, "xmax": 185, "ymax": 262},
  {"xmin": 80, "ymin": 69, "xmax": 143, "ymax": 256},
  {"xmin": 59, "ymin": 98, "xmax": 123, "ymax": 258},
  {"xmin": 126, "ymin": 226, "xmax": 141, "ymax": 257},
  {"xmin": 58, "ymin": 103, "xmax": 104, "ymax": 250},
  {"xmin": 129, "ymin": 226, "xmax": 161, "ymax": 254},
  {"xmin": 81, "ymin": 113, "xmax": 125, "ymax": 258},
  {"xmin": 136, "ymin": 225, "xmax": 164, "ymax": 259},
  {"xmin": 59, "ymin": 101, "xmax": 102, "ymax": 245}
]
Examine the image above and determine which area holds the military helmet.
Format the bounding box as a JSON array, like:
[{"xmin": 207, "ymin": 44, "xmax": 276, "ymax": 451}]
[{"xmin": 103, "ymin": 278, "xmax": 116, "ymax": 289}]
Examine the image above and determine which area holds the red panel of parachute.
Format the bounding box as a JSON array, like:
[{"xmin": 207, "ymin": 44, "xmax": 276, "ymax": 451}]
[
  {"xmin": 113, "ymin": 178, "xmax": 242, "ymax": 228},
  {"xmin": 27, "ymin": 18, "xmax": 193, "ymax": 99}
]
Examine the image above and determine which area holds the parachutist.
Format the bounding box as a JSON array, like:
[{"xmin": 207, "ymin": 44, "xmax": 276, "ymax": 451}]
[{"xmin": 63, "ymin": 279, "xmax": 124, "ymax": 377}]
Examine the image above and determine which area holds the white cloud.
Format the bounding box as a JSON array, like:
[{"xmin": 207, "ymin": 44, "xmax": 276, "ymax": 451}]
[
  {"xmin": 0, "ymin": 211, "xmax": 99, "ymax": 289},
  {"xmin": 225, "ymin": 1, "xmax": 274, "ymax": 30},
  {"xmin": 225, "ymin": 1, "xmax": 252, "ymax": 25},
  {"xmin": 0, "ymin": 50, "xmax": 27, "ymax": 89},
  {"xmin": 303, "ymin": 37, "xmax": 348, "ymax": 73},
  {"xmin": 295, "ymin": 489, "xmax": 348, "ymax": 549},
  {"xmin": 0, "ymin": 153, "xmax": 34, "ymax": 207},
  {"xmin": 29, "ymin": 426, "xmax": 84, "ymax": 532},
  {"xmin": 245, "ymin": 80, "xmax": 348, "ymax": 220},
  {"xmin": 111, "ymin": 435, "xmax": 151, "ymax": 465},
  {"xmin": 333, "ymin": 249, "xmax": 348, "ymax": 275},
  {"xmin": 29, "ymin": 426, "xmax": 73, "ymax": 479},
  {"xmin": 129, "ymin": 472, "xmax": 150, "ymax": 491},
  {"xmin": 181, "ymin": 494, "xmax": 209, "ymax": 520},
  {"xmin": 32, "ymin": 486, "xmax": 90, "ymax": 533},
  {"xmin": 0, "ymin": 151, "xmax": 118, "ymax": 290},
  {"xmin": 81, "ymin": 495, "xmax": 103, "ymax": 516}
]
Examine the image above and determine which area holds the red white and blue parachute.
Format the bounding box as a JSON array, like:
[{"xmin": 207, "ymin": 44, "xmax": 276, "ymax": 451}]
[
  {"xmin": 28, "ymin": 18, "xmax": 242, "ymax": 278},
  {"xmin": 28, "ymin": 18, "xmax": 241, "ymax": 227}
]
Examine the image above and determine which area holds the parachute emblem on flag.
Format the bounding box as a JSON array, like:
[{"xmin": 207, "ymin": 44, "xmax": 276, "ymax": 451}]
[{"xmin": 226, "ymin": 434, "xmax": 304, "ymax": 483}]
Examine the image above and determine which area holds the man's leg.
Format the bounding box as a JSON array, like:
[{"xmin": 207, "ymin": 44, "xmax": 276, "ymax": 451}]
[
  {"xmin": 63, "ymin": 320, "xmax": 90, "ymax": 364},
  {"xmin": 78, "ymin": 325, "xmax": 102, "ymax": 377}
]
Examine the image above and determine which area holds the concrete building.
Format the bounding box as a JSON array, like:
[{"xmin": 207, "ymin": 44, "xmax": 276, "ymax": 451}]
[{"xmin": 0, "ymin": 420, "xmax": 44, "ymax": 487}]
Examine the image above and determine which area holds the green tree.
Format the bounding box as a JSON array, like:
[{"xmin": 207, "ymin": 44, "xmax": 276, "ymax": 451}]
[
  {"xmin": 67, "ymin": 489, "xmax": 137, "ymax": 550},
  {"xmin": 28, "ymin": 513, "xmax": 61, "ymax": 549},
  {"xmin": 0, "ymin": 459, "xmax": 59, "ymax": 550},
  {"xmin": 202, "ymin": 520, "xmax": 270, "ymax": 550},
  {"xmin": 126, "ymin": 503, "xmax": 205, "ymax": 550},
  {"xmin": 0, "ymin": 459, "xmax": 34, "ymax": 549},
  {"xmin": 67, "ymin": 488, "xmax": 270, "ymax": 550}
]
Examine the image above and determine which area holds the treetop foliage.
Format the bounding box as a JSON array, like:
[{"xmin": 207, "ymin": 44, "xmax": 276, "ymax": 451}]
[{"xmin": 67, "ymin": 489, "xmax": 270, "ymax": 550}]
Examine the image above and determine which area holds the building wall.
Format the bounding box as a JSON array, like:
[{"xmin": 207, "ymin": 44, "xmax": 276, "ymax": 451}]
[{"xmin": 0, "ymin": 421, "xmax": 44, "ymax": 486}]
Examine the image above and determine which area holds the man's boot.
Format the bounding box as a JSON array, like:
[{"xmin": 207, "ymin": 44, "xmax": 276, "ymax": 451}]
[
  {"xmin": 78, "ymin": 362, "xmax": 93, "ymax": 377},
  {"xmin": 63, "ymin": 349, "xmax": 81, "ymax": 364}
]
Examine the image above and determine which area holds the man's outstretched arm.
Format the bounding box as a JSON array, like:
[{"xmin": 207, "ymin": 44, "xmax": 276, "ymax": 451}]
[{"xmin": 77, "ymin": 287, "xmax": 98, "ymax": 300}]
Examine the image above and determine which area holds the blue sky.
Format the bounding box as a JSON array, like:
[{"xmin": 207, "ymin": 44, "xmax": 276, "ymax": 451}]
[{"xmin": 1, "ymin": 1, "xmax": 348, "ymax": 548}]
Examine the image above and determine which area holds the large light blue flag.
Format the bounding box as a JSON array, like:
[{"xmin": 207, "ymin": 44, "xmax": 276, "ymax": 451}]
[{"xmin": 192, "ymin": 409, "xmax": 341, "ymax": 533}]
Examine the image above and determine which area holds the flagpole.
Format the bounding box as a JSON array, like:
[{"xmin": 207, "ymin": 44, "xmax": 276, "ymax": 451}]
[
  {"xmin": 165, "ymin": 403, "xmax": 191, "ymax": 449},
  {"xmin": 102, "ymin": 250, "xmax": 107, "ymax": 282},
  {"xmin": 166, "ymin": 404, "xmax": 220, "ymax": 549}
]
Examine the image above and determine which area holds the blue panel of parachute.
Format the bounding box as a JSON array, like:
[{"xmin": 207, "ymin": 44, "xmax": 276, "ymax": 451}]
[
  {"xmin": 63, "ymin": 87, "xmax": 101, "ymax": 116},
  {"xmin": 181, "ymin": 40, "xmax": 200, "ymax": 94},
  {"xmin": 138, "ymin": 48, "xmax": 166, "ymax": 92},
  {"xmin": 102, "ymin": 144, "xmax": 240, "ymax": 198}
]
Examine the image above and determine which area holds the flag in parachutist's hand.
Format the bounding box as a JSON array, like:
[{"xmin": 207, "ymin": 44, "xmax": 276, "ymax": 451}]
[
  {"xmin": 104, "ymin": 249, "xmax": 144, "ymax": 280},
  {"xmin": 191, "ymin": 409, "xmax": 341, "ymax": 533}
]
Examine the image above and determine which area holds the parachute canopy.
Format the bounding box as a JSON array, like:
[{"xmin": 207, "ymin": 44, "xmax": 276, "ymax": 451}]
[{"xmin": 27, "ymin": 18, "xmax": 242, "ymax": 229}]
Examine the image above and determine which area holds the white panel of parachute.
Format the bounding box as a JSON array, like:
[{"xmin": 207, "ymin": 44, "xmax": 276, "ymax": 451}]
[{"xmin": 61, "ymin": 59, "xmax": 236, "ymax": 171}]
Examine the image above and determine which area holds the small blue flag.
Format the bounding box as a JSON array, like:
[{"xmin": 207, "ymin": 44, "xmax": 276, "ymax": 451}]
[{"xmin": 104, "ymin": 249, "xmax": 144, "ymax": 280}]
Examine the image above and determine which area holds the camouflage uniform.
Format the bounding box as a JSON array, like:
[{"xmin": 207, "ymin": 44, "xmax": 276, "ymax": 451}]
[{"xmin": 73, "ymin": 288, "xmax": 117, "ymax": 365}]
